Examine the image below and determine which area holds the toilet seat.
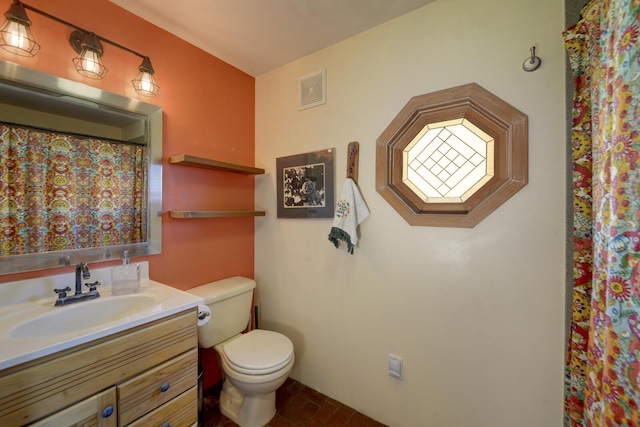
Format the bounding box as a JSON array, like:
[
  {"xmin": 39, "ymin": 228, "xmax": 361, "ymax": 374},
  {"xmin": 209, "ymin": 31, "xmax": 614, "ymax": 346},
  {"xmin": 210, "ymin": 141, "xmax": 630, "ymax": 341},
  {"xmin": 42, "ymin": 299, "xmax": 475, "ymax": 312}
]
[{"xmin": 221, "ymin": 329, "xmax": 294, "ymax": 375}]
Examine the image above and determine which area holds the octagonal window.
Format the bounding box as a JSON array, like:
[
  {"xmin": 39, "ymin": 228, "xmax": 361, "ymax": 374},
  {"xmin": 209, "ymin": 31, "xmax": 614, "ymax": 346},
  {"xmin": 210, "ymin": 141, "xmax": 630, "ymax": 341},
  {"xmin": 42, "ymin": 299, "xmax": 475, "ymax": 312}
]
[{"xmin": 376, "ymin": 83, "xmax": 528, "ymax": 228}]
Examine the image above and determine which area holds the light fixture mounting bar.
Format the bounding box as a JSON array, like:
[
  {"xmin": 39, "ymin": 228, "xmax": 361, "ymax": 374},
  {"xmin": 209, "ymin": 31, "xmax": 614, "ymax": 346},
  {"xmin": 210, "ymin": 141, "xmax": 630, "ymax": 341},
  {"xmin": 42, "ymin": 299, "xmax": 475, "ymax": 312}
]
[{"xmin": 19, "ymin": 1, "xmax": 148, "ymax": 60}]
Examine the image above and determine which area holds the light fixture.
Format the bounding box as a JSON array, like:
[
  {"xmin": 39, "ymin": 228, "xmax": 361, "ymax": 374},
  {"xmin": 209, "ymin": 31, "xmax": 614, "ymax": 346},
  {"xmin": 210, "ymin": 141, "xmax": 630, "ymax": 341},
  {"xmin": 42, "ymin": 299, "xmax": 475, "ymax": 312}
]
[
  {"xmin": 132, "ymin": 56, "xmax": 159, "ymax": 97},
  {"xmin": 70, "ymin": 31, "xmax": 107, "ymax": 80},
  {"xmin": 0, "ymin": 1, "xmax": 159, "ymax": 96},
  {"xmin": 0, "ymin": 0, "xmax": 39, "ymax": 56}
]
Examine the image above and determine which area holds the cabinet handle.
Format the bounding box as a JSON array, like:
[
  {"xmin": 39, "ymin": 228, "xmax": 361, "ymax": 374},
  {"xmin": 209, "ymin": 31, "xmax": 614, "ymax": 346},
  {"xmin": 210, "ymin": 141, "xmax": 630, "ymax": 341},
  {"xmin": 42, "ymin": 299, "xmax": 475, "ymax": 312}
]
[
  {"xmin": 102, "ymin": 405, "xmax": 114, "ymax": 418},
  {"xmin": 160, "ymin": 382, "xmax": 170, "ymax": 392}
]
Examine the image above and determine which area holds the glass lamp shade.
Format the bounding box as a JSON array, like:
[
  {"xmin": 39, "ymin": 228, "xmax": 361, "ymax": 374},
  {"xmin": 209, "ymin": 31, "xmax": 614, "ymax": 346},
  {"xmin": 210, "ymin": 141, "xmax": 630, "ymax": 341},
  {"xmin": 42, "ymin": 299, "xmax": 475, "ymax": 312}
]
[
  {"xmin": 132, "ymin": 57, "xmax": 159, "ymax": 96},
  {"xmin": 72, "ymin": 32, "xmax": 107, "ymax": 80},
  {"xmin": 0, "ymin": 6, "xmax": 40, "ymax": 56}
]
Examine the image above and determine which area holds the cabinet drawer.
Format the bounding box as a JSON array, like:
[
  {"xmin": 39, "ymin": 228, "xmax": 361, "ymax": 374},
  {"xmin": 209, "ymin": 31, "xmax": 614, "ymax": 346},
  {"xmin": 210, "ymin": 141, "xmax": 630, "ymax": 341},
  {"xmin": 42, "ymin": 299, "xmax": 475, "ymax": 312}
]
[
  {"xmin": 126, "ymin": 386, "xmax": 197, "ymax": 427},
  {"xmin": 118, "ymin": 349, "xmax": 197, "ymax": 426},
  {"xmin": 30, "ymin": 387, "xmax": 117, "ymax": 427}
]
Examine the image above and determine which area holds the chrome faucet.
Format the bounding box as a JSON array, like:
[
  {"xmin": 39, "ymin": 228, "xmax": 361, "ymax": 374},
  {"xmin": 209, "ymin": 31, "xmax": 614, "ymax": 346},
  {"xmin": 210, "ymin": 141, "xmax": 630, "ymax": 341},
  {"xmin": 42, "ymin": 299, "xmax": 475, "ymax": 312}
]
[{"xmin": 53, "ymin": 262, "xmax": 101, "ymax": 306}]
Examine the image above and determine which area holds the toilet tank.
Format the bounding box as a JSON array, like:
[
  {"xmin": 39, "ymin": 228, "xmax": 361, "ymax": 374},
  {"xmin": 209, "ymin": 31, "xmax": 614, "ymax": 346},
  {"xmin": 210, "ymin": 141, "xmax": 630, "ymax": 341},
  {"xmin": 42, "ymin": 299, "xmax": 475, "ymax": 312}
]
[{"xmin": 187, "ymin": 276, "xmax": 256, "ymax": 349}]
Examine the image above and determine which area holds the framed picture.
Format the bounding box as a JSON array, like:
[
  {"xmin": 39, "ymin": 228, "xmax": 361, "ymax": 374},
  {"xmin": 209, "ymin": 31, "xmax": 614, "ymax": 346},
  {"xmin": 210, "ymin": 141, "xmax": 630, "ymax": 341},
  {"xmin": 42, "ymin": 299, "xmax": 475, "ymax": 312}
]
[{"xmin": 276, "ymin": 148, "xmax": 334, "ymax": 218}]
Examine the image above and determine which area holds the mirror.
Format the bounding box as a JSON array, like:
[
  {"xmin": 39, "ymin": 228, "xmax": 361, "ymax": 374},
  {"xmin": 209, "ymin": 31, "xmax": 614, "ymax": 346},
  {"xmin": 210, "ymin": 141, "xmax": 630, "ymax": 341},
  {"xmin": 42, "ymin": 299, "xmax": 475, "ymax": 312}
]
[{"xmin": 0, "ymin": 60, "xmax": 162, "ymax": 275}]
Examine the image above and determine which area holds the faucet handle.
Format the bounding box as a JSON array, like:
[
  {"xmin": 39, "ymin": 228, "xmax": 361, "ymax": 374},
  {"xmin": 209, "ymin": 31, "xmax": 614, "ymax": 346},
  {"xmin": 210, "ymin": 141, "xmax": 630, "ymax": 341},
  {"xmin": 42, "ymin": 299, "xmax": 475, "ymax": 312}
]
[
  {"xmin": 54, "ymin": 287, "xmax": 72, "ymax": 298},
  {"xmin": 85, "ymin": 281, "xmax": 101, "ymax": 292}
]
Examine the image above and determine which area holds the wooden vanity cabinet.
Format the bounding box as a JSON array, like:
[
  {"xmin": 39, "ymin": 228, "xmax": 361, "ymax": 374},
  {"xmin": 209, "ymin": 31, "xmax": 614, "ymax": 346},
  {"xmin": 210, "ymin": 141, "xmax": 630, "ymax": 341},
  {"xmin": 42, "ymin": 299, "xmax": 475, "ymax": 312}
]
[{"xmin": 0, "ymin": 309, "xmax": 199, "ymax": 426}]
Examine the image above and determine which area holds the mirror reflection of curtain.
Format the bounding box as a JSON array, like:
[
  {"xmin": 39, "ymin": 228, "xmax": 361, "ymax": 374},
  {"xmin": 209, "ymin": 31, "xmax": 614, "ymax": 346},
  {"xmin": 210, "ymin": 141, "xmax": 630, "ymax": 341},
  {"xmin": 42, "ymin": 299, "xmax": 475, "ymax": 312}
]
[
  {"xmin": 564, "ymin": 0, "xmax": 640, "ymax": 426},
  {"xmin": 0, "ymin": 123, "xmax": 147, "ymax": 256}
]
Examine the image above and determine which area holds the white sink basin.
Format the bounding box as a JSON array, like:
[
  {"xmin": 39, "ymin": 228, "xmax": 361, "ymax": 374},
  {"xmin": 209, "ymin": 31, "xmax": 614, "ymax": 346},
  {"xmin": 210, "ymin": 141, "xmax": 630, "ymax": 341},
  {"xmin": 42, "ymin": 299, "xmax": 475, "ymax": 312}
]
[
  {"xmin": 11, "ymin": 294, "xmax": 160, "ymax": 339},
  {"xmin": 0, "ymin": 263, "xmax": 204, "ymax": 371}
]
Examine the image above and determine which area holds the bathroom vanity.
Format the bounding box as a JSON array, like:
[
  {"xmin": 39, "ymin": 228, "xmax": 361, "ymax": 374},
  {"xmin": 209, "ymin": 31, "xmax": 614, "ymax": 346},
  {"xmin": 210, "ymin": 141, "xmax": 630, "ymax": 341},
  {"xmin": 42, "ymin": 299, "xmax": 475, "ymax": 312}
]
[{"xmin": 0, "ymin": 263, "xmax": 203, "ymax": 426}]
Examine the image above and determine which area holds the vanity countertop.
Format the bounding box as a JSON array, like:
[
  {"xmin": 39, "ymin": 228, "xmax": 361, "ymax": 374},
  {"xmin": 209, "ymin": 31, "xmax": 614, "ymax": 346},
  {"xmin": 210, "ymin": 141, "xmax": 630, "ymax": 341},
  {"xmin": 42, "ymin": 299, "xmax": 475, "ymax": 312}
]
[{"xmin": 0, "ymin": 262, "xmax": 203, "ymax": 371}]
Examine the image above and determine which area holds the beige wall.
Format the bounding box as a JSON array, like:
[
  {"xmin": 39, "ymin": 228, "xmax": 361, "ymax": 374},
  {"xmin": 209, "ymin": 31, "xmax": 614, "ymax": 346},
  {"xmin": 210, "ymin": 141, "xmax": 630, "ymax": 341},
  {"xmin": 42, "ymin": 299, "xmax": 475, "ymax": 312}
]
[{"xmin": 255, "ymin": 0, "xmax": 566, "ymax": 425}]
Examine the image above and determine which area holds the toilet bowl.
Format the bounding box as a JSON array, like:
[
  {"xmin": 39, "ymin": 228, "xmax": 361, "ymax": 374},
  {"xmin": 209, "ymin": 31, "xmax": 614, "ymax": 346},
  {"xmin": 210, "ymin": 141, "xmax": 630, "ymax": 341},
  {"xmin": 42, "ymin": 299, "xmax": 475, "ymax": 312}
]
[
  {"xmin": 187, "ymin": 277, "xmax": 295, "ymax": 427},
  {"xmin": 215, "ymin": 330, "xmax": 294, "ymax": 426}
]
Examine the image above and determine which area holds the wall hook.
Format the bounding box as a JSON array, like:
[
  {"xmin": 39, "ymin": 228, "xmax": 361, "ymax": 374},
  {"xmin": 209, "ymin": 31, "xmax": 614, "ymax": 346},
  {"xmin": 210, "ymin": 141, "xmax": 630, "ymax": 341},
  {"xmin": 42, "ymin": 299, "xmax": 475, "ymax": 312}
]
[
  {"xmin": 522, "ymin": 46, "xmax": 541, "ymax": 72},
  {"xmin": 346, "ymin": 141, "xmax": 359, "ymax": 183}
]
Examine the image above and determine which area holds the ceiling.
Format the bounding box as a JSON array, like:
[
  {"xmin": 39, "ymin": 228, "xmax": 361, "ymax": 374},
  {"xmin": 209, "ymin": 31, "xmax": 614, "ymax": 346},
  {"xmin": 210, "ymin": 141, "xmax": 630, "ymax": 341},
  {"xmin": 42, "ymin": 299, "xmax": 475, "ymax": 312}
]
[{"xmin": 109, "ymin": 0, "xmax": 438, "ymax": 77}]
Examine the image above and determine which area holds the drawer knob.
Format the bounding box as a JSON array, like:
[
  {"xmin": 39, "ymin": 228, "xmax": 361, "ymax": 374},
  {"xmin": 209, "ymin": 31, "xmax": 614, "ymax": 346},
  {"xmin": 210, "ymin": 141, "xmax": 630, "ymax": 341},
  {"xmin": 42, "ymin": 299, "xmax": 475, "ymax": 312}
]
[
  {"xmin": 102, "ymin": 405, "xmax": 114, "ymax": 418},
  {"xmin": 162, "ymin": 423, "xmax": 170, "ymax": 427},
  {"xmin": 160, "ymin": 382, "xmax": 170, "ymax": 392}
]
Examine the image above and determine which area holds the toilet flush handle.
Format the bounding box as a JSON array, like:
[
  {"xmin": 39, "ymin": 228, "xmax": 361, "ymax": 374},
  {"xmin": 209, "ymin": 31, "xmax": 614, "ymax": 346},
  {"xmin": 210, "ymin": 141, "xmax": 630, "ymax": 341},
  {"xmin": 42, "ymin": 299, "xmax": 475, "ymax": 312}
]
[{"xmin": 198, "ymin": 310, "xmax": 211, "ymax": 320}]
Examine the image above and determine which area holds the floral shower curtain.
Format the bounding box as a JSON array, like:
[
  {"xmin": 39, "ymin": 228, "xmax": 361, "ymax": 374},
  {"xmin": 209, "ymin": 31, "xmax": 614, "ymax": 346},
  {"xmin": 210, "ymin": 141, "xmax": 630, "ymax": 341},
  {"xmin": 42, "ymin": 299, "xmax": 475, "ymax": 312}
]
[
  {"xmin": 0, "ymin": 124, "xmax": 147, "ymax": 255},
  {"xmin": 564, "ymin": 0, "xmax": 640, "ymax": 426}
]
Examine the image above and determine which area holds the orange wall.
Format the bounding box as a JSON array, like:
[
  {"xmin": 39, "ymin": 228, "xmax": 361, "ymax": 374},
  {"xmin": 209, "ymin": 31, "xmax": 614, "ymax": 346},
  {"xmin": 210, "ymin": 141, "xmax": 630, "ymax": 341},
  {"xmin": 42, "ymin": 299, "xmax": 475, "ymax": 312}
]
[{"xmin": 0, "ymin": 0, "xmax": 256, "ymax": 290}]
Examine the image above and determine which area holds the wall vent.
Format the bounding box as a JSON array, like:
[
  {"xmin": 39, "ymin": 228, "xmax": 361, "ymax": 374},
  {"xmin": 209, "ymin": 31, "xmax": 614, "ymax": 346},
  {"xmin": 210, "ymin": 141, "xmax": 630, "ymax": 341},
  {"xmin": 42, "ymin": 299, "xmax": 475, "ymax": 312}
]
[{"xmin": 298, "ymin": 69, "xmax": 326, "ymax": 110}]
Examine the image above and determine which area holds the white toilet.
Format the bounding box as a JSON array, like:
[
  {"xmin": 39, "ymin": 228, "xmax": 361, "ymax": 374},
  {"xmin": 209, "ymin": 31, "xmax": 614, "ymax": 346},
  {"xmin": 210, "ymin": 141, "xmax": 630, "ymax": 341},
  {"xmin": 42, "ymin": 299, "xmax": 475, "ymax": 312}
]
[{"xmin": 188, "ymin": 276, "xmax": 294, "ymax": 427}]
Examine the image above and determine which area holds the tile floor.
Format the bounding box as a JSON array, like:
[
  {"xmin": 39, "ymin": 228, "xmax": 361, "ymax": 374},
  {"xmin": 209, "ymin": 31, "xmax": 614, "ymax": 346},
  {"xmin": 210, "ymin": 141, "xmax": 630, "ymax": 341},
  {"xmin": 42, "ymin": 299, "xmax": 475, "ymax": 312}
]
[{"xmin": 201, "ymin": 377, "xmax": 388, "ymax": 426}]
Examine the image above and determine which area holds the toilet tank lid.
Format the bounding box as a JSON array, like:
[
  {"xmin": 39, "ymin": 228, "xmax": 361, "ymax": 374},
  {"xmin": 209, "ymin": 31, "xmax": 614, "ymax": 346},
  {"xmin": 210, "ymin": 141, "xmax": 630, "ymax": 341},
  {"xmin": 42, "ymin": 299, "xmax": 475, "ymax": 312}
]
[{"xmin": 187, "ymin": 276, "xmax": 256, "ymax": 304}]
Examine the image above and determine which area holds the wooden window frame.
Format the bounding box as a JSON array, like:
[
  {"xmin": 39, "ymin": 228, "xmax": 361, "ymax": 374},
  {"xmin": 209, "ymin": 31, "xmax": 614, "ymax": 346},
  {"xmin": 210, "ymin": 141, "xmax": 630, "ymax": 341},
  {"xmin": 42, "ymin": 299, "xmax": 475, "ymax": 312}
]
[{"xmin": 376, "ymin": 83, "xmax": 528, "ymax": 227}]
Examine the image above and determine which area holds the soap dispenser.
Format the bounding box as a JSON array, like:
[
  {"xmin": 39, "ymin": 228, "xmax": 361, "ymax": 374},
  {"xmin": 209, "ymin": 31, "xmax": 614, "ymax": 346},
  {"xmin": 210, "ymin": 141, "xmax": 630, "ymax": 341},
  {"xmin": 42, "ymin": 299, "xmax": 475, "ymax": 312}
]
[{"xmin": 111, "ymin": 251, "xmax": 140, "ymax": 295}]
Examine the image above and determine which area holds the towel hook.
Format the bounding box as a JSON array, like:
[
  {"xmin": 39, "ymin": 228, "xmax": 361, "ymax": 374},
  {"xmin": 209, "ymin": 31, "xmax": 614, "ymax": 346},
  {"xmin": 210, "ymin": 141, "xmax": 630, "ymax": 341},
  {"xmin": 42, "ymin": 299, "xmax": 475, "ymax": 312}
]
[
  {"xmin": 522, "ymin": 46, "xmax": 541, "ymax": 72},
  {"xmin": 346, "ymin": 141, "xmax": 359, "ymax": 183}
]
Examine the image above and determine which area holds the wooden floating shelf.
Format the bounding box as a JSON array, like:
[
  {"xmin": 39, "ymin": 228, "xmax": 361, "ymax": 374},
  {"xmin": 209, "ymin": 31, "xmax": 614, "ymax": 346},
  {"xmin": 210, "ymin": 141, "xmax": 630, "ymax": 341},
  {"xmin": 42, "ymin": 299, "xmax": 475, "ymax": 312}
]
[
  {"xmin": 169, "ymin": 154, "xmax": 265, "ymax": 175},
  {"xmin": 169, "ymin": 210, "xmax": 266, "ymax": 219},
  {"xmin": 168, "ymin": 154, "xmax": 265, "ymax": 219}
]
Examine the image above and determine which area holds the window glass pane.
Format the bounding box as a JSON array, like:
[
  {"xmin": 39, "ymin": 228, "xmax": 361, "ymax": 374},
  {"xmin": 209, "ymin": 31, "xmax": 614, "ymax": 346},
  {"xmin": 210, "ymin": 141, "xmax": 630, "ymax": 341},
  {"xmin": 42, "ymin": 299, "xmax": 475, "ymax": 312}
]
[{"xmin": 403, "ymin": 119, "xmax": 494, "ymax": 200}]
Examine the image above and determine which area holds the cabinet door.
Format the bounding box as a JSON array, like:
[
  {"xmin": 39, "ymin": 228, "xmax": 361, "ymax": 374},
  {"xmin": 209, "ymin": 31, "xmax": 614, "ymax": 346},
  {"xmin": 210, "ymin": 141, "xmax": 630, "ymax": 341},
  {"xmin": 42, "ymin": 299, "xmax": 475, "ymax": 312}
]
[{"xmin": 30, "ymin": 387, "xmax": 117, "ymax": 427}]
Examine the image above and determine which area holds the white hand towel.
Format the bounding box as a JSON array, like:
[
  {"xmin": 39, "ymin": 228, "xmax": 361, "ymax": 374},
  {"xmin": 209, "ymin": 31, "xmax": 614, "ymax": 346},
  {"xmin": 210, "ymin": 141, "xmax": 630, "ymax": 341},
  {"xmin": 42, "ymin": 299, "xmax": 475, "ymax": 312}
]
[{"xmin": 328, "ymin": 178, "xmax": 370, "ymax": 254}]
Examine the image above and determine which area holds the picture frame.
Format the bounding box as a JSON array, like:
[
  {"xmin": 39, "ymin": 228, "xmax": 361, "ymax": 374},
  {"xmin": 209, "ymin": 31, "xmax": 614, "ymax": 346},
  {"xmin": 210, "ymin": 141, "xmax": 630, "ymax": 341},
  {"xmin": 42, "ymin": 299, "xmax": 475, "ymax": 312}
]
[{"xmin": 276, "ymin": 148, "xmax": 334, "ymax": 218}]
